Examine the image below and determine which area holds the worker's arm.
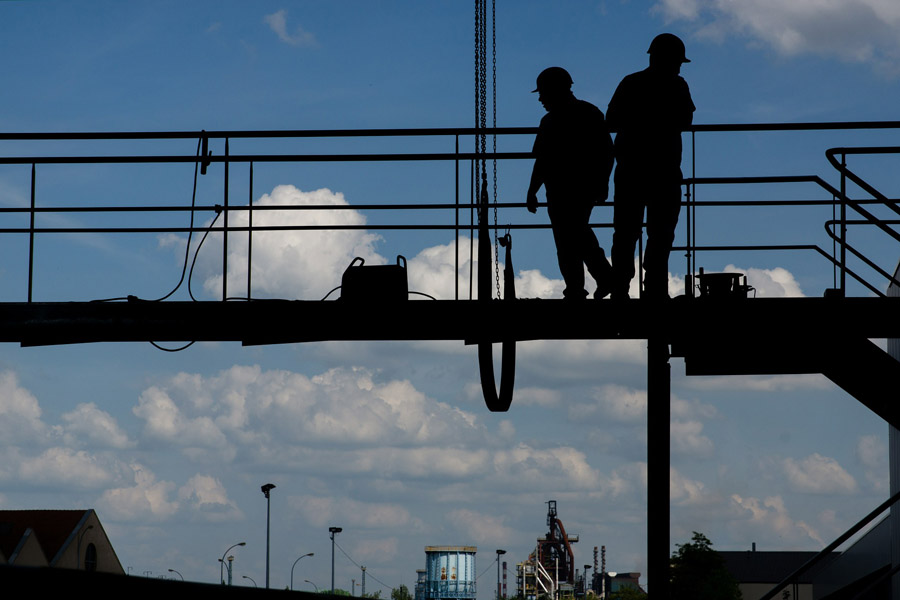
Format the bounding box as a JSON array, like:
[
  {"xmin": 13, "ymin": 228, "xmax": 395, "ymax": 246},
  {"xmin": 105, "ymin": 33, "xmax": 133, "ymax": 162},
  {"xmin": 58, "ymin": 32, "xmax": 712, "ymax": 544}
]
[{"xmin": 526, "ymin": 160, "xmax": 542, "ymax": 213}]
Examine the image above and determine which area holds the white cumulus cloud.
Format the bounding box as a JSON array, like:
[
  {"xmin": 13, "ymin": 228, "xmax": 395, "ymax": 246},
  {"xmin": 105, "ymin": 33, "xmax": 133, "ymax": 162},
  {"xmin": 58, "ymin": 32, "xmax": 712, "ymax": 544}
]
[
  {"xmin": 196, "ymin": 185, "xmax": 384, "ymax": 300},
  {"xmin": 655, "ymin": 0, "xmax": 900, "ymax": 75},
  {"xmin": 729, "ymin": 493, "xmax": 824, "ymax": 545},
  {"xmin": 99, "ymin": 463, "xmax": 179, "ymax": 521},
  {"xmin": 0, "ymin": 370, "xmax": 50, "ymax": 444},
  {"xmin": 178, "ymin": 474, "xmax": 242, "ymax": 522},
  {"xmin": 61, "ymin": 402, "xmax": 132, "ymax": 449},
  {"xmin": 782, "ymin": 453, "xmax": 858, "ymax": 494}
]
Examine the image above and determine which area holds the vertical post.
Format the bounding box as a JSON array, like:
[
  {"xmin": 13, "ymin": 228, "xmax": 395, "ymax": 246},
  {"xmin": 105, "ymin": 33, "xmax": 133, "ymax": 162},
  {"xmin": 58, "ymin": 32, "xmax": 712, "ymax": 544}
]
[
  {"xmin": 362, "ymin": 566, "xmax": 366, "ymax": 597},
  {"xmin": 687, "ymin": 130, "xmax": 695, "ymax": 296},
  {"xmin": 261, "ymin": 483, "xmax": 275, "ymax": 589},
  {"xmin": 840, "ymin": 152, "xmax": 847, "ymax": 295},
  {"xmin": 455, "ymin": 135, "xmax": 460, "ymax": 301},
  {"xmin": 248, "ymin": 162, "xmax": 253, "ymax": 300},
  {"xmin": 330, "ymin": 526, "xmax": 342, "ymax": 594},
  {"xmin": 223, "ymin": 137, "xmax": 230, "ymax": 301},
  {"xmin": 647, "ymin": 337, "xmax": 671, "ymax": 598},
  {"xmin": 469, "ymin": 160, "xmax": 475, "ymax": 300},
  {"xmin": 497, "ymin": 549, "xmax": 506, "ymax": 600},
  {"xmin": 28, "ymin": 163, "xmax": 35, "ymax": 303}
]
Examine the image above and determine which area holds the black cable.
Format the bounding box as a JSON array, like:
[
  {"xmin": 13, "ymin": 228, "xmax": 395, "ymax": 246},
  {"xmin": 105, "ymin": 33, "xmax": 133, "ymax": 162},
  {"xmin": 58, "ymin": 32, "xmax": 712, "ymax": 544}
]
[
  {"xmin": 476, "ymin": 556, "xmax": 498, "ymax": 581},
  {"xmin": 333, "ymin": 540, "xmax": 395, "ymax": 592},
  {"xmin": 321, "ymin": 285, "xmax": 342, "ymax": 301},
  {"xmin": 408, "ymin": 291, "xmax": 437, "ymax": 300},
  {"xmin": 149, "ymin": 341, "xmax": 196, "ymax": 352},
  {"xmin": 152, "ymin": 135, "xmax": 204, "ymax": 302},
  {"xmin": 187, "ymin": 209, "xmax": 222, "ymax": 301}
]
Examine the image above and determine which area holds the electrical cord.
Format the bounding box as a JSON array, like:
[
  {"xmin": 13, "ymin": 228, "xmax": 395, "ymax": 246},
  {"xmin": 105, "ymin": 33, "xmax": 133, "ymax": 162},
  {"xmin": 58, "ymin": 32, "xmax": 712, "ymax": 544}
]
[{"xmin": 333, "ymin": 539, "xmax": 395, "ymax": 592}]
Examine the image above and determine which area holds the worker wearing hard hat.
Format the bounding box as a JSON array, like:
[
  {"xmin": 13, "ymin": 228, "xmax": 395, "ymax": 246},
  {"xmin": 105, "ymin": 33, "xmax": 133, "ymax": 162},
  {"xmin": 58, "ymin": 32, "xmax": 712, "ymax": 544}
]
[
  {"xmin": 526, "ymin": 66, "xmax": 615, "ymax": 300},
  {"xmin": 607, "ymin": 33, "xmax": 695, "ymax": 299}
]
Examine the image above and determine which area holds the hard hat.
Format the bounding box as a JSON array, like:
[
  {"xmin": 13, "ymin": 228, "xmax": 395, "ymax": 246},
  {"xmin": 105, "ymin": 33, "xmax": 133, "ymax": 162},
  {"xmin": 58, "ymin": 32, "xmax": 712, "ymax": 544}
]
[
  {"xmin": 532, "ymin": 67, "xmax": 573, "ymax": 93},
  {"xmin": 648, "ymin": 33, "xmax": 690, "ymax": 63}
]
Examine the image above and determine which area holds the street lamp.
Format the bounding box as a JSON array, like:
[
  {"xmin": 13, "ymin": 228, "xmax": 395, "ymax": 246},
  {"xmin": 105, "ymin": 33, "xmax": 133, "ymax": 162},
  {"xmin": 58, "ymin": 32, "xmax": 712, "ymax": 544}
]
[
  {"xmin": 496, "ymin": 549, "xmax": 506, "ymax": 600},
  {"xmin": 305, "ymin": 579, "xmax": 320, "ymax": 592},
  {"xmin": 291, "ymin": 552, "xmax": 315, "ymax": 591},
  {"xmin": 261, "ymin": 483, "xmax": 276, "ymax": 589},
  {"xmin": 244, "ymin": 575, "xmax": 258, "ymax": 587},
  {"xmin": 329, "ymin": 526, "xmax": 342, "ymax": 594},
  {"xmin": 168, "ymin": 568, "xmax": 184, "ymax": 581},
  {"xmin": 219, "ymin": 542, "xmax": 246, "ymax": 585}
]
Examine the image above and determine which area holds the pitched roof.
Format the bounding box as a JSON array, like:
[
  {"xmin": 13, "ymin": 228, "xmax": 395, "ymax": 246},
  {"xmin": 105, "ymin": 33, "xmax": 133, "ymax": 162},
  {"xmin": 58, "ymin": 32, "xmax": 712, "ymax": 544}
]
[{"xmin": 0, "ymin": 509, "xmax": 89, "ymax": 564}]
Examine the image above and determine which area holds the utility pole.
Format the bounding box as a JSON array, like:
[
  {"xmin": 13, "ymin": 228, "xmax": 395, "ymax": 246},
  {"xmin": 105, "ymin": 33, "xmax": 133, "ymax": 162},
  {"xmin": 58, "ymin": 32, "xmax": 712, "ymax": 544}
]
[
  {"xmin": 330, "ymin": 526, "xmax": 343, "ymax": 594},
  {"xmin": 362, "ymin": 566, "xmax": 367, "ymax": 597},
  {"xmin": 496, "ymin": 549, "xmax": 507, "ymax": 600},
  {"xmin": 261, "ymin": 483, "xmax": 276, "ymax": 589}
]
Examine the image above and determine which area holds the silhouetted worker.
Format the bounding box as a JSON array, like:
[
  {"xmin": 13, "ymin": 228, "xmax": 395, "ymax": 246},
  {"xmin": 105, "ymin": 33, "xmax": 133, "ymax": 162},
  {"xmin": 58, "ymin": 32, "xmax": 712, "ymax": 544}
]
[
  {"xmin": 526, "ymin": 66, "xmax": 615, "ymax": 300},
  {"xmin": 607, "ymin": 33, "xmax": 695, "ymax": 299}
]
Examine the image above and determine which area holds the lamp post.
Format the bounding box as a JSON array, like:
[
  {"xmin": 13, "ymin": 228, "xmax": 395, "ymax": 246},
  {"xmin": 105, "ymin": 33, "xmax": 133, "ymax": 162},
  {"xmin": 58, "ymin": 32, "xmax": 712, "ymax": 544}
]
[
  {"xmin": 496, "ymin": 549, "xmax": 506, "ymax": 600},
  {"xmin": 244, "ymin": 575, "xmax": 258, "ymax": 587},
  {"xmin": 168, "ymin": 568, "xmax": 184, "ymax": 581},
  {"xmin": 291, "ymin": 552, "xmax": 315, "ymax": 591},
  {"xmin": 220, "ymin": 542, "xmax": 246, "ymax": 585},
  {"xmin": 329, "ymin": 526, "xmax": 342, "ymax": 594},
  {"xmin": 76, "ymin": 525, "xmax": 94, "ymax": 570},
  {"xmin": 305, "ymin": 579, "xmax": 320, "ymax": 592},
  {"xmin": 261, "ymin": 483, "xmax": 276, "ymax": 589}
]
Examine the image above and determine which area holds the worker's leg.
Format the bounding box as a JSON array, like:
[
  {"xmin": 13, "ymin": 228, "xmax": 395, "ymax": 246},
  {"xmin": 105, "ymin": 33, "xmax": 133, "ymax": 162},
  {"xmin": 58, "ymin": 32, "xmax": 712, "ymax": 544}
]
[
  {"xmin": 611, "ymin": 189, "xmax": 644, "ymax": 299},
  {"xmin": 643, "ymin": 184, "xmax": 682, "ymax": 298},
  {"xmin": 549, "ymin": 203, "xmax": 587, "ymax": 299}
]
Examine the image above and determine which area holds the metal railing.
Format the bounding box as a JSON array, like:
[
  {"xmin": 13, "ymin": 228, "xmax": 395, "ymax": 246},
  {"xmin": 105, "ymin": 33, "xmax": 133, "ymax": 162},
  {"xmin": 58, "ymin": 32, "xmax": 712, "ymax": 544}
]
[{"xmin": 0, "ymin": 121, "xmax": 899, "ymax": 303}]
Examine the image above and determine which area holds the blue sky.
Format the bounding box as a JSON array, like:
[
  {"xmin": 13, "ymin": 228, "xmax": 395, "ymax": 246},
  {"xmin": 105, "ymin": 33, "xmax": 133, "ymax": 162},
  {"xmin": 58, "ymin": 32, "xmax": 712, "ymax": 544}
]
[{"xmin": 1, "ymin": 0, "xmax": 899, "ymax": 594}]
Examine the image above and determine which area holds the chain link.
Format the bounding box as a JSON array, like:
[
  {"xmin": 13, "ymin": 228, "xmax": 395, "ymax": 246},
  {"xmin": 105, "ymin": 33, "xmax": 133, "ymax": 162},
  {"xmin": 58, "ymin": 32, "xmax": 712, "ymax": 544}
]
[
  {"xmin": 491, "ymin": 0, "xmax": 500, "ymax": 300},
  {"xmin": 475, "ymin": 0, "xmax": 501, "ymax": 299}
]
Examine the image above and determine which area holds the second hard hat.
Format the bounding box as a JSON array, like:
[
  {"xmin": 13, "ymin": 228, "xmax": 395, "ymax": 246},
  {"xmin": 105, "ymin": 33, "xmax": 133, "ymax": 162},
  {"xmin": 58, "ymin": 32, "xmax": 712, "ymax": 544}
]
[{"xmin": 648, "ymin": 33, "xmax": 690, "ymax": 63}]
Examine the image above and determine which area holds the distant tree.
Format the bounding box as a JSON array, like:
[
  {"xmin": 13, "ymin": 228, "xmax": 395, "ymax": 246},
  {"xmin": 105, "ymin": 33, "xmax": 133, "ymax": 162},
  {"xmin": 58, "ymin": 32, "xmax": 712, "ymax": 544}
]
[
  {"xmin": 363, "ymin": 592, "xmax": 382, "ymax": 599},
  {"xmin": 608, "ymin": 587, "xmax": 647, "ymax": 600},
  {"xmin": 670, "ymin": 532, "xmax": 742, "ymax": 600},
  {"xmin": 321, "ymin": 589, "xmax": 351, "ymax": 596},
  {"xmin": 391, "ymin": 584, "xmax": 413, "ymax": 600}
]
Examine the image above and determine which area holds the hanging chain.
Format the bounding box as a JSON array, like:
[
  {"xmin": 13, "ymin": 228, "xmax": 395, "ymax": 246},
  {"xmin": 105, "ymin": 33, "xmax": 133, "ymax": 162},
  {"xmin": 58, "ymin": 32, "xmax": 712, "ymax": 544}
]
[
  {"xmin": 475, "ymin": 0, "xmax": 501, "ymax": 299},
  {"xmin": 491, "ymin": 0, "xmax": 500, "ymax": 300}
]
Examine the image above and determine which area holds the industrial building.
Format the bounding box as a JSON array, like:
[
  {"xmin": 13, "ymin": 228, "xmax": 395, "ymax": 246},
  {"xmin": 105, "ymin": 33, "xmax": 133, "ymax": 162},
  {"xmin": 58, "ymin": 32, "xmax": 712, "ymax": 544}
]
[
  {"xmin": 515, "ymin": 504, "xmax": 645, "ymax": 600},
  {"xmin": 516, "ymin": 501, "xmax": 579, "ymax": 600},
  {"xmin": 422, "ymin": 546, "xmax": 477, "ymax": 600}
]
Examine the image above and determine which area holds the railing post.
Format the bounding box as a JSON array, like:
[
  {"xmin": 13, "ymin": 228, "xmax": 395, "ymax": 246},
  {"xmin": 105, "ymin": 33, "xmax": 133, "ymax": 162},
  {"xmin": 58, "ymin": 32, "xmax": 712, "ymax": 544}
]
[
  {"xmin": 28, "ymin": 163, "xmax": 35, "ymax": 303},
  {"xmin": 455, "ymin": 134, "xmax": 460, "ymax": 301},
  {"xmin": 247, "ymin": 161, "xmax": 253, "ymax": 300},
  {"xmin": 687, "ymin": 129, "xmax": 695, "ymax": 297},
  {"xmin": 684, "ymin": 183, "xmax": 692, "ymax": 298},
  {"xmin": 840, "ymin": 152, "xmax": 847, "ymax": 295},
  {"xmin": 223, "ymin": 137, "xmax": 230, "ymax": 301}
]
